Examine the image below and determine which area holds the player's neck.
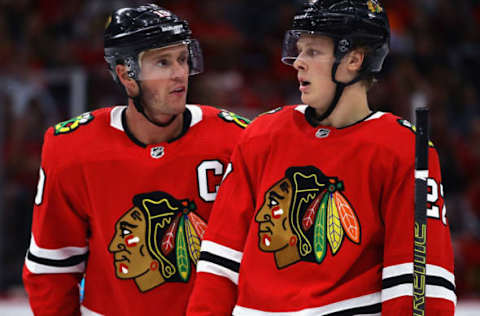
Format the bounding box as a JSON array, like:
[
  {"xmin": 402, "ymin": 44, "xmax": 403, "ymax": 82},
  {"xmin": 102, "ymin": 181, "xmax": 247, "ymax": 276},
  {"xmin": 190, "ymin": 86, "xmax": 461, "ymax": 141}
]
[
  {"xmin": 125, "ymin": 104, "xmax": 184, "ymax": 145},
  {"xmin": 313, "ymin": 84, "xmax": 370, "ymax": 128}
]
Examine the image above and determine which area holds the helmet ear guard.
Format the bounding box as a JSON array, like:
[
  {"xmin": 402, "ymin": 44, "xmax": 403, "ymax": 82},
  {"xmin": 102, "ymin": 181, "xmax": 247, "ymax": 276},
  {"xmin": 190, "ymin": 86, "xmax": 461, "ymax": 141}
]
[{"xmin": 335, "ymin": 38, "xmax": 351, "ymax": 57}]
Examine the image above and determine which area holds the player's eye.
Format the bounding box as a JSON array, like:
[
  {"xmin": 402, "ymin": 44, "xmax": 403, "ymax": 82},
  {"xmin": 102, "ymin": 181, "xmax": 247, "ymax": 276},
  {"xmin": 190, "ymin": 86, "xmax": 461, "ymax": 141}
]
[
  {"xmin": 156, "ymin": 58, "xmax": 170, "ymax": 67},
  {"xmin": 306, "ymin": 48, "xmax": 319, "ymax": 57},
  {"xmin": 178, "ymin": 54, "xmax": 188, "ymax": 64}
]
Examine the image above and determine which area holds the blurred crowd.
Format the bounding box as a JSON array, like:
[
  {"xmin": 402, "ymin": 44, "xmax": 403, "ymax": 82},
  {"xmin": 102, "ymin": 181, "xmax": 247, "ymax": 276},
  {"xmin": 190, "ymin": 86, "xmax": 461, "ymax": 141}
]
[{"xmin": 1, "ymin": 0, "xmax": 479, "ymax": 299}]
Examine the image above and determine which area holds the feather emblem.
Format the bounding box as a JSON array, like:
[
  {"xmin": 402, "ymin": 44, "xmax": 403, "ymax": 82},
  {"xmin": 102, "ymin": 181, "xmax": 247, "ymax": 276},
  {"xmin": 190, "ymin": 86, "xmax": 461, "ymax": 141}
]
[
  {"xmin": 187, "ymin": 212, "xmax": 207, "ymax": 239},
  {"xmin": 185, "ymin": 216, "xmax": 202, "ymax": 265},
  {"xmin": 313, "ymin": 193, "xmax": 329, "ymax": 263},
  {"xmin": 334, "ymin": 191, "xmax": 360, "ymax": 244},
  {"xmin": 303, "ymin": 192, "xmax": 323, "ymax": 231},
  {"xmin": 161, "ymin": 213, "xmax": 181, "ymax": 255},
  {"xmin": 326, "ymin": 193, "xmax": 344, "ymax": 255},
  {"xmin": 176, "ymin": 216, "xmax": 190, "ymax": 281}
]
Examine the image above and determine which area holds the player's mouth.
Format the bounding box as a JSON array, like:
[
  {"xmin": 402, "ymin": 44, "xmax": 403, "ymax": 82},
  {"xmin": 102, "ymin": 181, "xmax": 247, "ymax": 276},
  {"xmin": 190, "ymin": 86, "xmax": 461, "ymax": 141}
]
[
  {"xmin": 299, "ymin": 79, "xmax": 311, "ymax": 92},
  {"xmin": 170, "ymin": 86, "xmax": 186, "ymax": 95}
]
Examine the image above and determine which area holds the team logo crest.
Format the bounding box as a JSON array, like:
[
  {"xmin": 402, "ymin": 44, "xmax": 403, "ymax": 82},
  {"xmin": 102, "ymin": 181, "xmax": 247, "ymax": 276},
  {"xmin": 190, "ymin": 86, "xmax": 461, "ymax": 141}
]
[
  {"xmin": 218, "ymin": 110, "xmax": 250, "ymax": 129},
  {"xmin": 108, "ymin": 191, "xmax": 207, "ymax": 292},
  {"xmin": 255, "ymin": 166, "xmax": 360, "ymax": 269},
  {"xmin": 367, "ymin": 0, "xmax": 383, "ymax": 13},
  {"xmin": 54, "ymin": 112, "xmax": 94, "ymax": 135}
]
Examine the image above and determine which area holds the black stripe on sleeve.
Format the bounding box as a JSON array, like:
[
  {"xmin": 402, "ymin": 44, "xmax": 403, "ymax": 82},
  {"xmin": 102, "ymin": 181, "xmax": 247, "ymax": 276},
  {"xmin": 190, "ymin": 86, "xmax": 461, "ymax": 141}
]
[
  {"xmin": 427, "ymin": 275, "xmax": 456, "ymax": 292},
  {"xmin": 199, "ymin": 251, "xmax": 240, "ymax": 273},
  {"xmin": 27, "ymin": 250, "xmax": 88, "ymax": 267},
  {"xmin": 382, "ymin": 273, "xmax": 455, "ymax": 292},
  {"xmin": 382, "ymin": 274, "xmax": 412, "ymax": 289}
]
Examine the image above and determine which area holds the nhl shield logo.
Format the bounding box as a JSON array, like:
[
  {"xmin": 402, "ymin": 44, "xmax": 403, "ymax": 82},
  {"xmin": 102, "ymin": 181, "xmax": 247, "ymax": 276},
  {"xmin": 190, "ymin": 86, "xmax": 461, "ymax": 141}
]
[
  {"xmin": 315, "ymin": 128, "xmax": 330, "ymax": 138},
  {"xmin": 150, "ymin": 146, "xmax": 165, "ymax": 159}
]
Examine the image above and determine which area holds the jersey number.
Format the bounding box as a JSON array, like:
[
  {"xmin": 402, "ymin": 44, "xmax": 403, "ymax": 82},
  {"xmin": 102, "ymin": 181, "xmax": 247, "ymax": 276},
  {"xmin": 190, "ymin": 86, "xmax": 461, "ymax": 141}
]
[
  {"xmin": 34, "ymin": 167, "xmax": 46, "ymax": 205},
  {"xmin": 426, "ymin": 178, "xmax": 447, "ymax": 225},
  {"xmin": 197, "ymin": 160, "xmax": 224, "ymax": 202}
]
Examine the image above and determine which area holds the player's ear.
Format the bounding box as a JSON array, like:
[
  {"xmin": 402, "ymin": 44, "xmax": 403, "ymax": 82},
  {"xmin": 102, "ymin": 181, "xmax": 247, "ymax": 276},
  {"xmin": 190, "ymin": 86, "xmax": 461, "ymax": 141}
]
[
  {"xmin": 346, "ymin": 48, "xmax": 365, "ymax": 73},
  {"xmin": 116, "ymin": 64, "xmax": 139, "ymax": 96}
]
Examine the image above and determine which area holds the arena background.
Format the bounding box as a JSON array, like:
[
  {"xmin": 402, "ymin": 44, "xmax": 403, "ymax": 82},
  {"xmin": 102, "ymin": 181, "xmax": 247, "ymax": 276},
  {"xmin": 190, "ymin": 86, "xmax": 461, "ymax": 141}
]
[{"xmin": 0, "ymin": 0, "xmax": 479, "ymax": 314}]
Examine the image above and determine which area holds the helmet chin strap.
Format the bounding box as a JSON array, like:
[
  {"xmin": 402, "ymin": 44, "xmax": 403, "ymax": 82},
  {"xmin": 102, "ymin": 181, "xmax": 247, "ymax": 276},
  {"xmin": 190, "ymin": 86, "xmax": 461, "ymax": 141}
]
[
  {"xmin": 131, "ymin": 82, "xmax": 178, "ymax": 128},
  {"xmin": 312, "ymin": 60, "xmax": 363, "ymax": 122}
]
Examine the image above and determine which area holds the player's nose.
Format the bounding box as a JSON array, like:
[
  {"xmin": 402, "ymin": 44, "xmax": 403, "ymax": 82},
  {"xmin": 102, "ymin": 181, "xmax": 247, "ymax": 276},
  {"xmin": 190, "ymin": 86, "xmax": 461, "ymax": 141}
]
[
  {"xmin": 171, "ymin": 62, "xmax": 188, "ymax": 79},
  {"xmin": 293, "ymin": 56, "xmax": 307, "ymax": 71}
]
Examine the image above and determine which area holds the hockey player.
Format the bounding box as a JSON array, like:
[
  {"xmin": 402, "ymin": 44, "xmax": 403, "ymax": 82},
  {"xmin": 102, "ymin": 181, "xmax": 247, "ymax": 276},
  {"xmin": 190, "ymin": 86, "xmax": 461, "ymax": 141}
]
[
  {"xmin": 22, "ymin": 4, "xmax": 248, "ymax": 315},
  {"xmin": 187, "ymin": 1, "xmax": 456, "ymax": 315}
]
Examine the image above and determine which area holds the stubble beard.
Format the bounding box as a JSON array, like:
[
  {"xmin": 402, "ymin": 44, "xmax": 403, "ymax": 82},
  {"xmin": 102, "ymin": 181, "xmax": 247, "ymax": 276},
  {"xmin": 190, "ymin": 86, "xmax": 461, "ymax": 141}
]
[{"xmin": 141, "ymin": 86, "xmax": 185, "ymax": 121}]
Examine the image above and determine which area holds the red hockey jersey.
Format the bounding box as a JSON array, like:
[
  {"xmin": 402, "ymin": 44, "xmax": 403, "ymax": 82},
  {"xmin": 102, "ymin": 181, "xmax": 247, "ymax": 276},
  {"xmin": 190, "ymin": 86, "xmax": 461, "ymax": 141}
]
[
  {"xmin": 187, "ymin": 105, "xmax": 456, "ymax": 316},
  {"xmin": 23, "ymin": 105, "xmax": 248, "ymax": 316}
]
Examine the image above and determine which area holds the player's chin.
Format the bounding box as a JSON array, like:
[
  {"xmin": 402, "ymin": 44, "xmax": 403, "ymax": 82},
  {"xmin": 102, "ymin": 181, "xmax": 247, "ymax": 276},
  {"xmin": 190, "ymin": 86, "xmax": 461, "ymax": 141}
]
[
  {"xmin": 168, "ymin": 95, "xmax": 187, "ymax": 111},
  {"xmin": 301, "ymin": 92, "xmax": 315, "ymax": 106}
]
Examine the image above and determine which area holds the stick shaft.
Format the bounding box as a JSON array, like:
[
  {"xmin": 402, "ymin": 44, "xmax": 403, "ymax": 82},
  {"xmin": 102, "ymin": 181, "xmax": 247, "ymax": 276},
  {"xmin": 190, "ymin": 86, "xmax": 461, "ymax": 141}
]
[{"xmin": 413, "ymin": 107, "xmax": 429, "ymax": 316}]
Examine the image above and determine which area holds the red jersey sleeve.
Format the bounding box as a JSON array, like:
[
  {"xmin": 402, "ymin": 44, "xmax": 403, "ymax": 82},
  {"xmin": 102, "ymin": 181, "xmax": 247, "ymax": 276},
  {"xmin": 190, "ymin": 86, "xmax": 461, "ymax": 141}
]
[
  {"xmin": 22, "ymin": 128, "xmax": 89, "ymax": 316},
  {"xmin": 380, "ymin": 144, "xmax": 456, "ymax": 316},
  {"xmin": 187, "ymin": 136, "xmax": 256, "ymax": 316}
]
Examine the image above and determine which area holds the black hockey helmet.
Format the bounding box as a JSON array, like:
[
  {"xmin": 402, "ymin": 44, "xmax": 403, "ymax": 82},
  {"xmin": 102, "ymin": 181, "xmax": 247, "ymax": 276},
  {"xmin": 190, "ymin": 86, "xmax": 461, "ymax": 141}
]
[
  {"xmin": 282, "ymin": 0, "xmax": 390, "ymax": 74},
  {"xmin": 104, "ymin": 4, "xmax": 203, "ymax": 83}
]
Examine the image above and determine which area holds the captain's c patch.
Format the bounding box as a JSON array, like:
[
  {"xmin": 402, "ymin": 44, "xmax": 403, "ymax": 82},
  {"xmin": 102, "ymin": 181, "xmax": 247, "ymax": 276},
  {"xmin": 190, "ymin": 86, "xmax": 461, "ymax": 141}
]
[{"xmin": 54, "ymin": 112, "xmax": 94, "ymax": 135}]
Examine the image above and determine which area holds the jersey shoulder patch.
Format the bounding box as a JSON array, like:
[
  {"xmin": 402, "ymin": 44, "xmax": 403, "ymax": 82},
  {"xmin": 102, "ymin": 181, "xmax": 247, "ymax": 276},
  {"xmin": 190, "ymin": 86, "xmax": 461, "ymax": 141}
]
[
  {"xmin": 218, "ymin": 110, "xmax": 250, "ymax": 129},
  {"xmin": 397, "ymin": 118, "xmax": 434, "ymax": 147},
  {"xmin": 54, "ymin": 112, "xmax": 94, "ymax": 135}
]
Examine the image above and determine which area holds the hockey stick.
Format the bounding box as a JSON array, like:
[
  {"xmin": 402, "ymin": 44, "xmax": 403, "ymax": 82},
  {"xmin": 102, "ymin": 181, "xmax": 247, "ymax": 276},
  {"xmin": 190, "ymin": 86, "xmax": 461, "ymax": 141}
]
[{"xmin": 413, "ymin": 107, "xmax": 429, "ymax": 316}]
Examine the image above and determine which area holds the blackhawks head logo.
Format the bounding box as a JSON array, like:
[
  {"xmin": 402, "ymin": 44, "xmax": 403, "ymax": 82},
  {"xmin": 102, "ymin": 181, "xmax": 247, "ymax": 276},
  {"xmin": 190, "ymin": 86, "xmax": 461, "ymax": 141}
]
[
  {"xmin": 108, "ymin": 191, "xmax": 207, "ymax": 292},
  {"xmin": 255, "ymin": 166, "xmax": 360, "ymax": 269}
]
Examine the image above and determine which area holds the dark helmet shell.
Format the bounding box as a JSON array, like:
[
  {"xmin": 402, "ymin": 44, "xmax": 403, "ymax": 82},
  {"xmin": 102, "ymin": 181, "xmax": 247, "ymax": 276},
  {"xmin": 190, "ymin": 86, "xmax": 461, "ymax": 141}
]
[
  {"xmin": 104, "ymin": 4, "xmax": 203, "ymax": 82},
  {"xmin": 282, "ymin": 0, "xmax": 390, "ymax": 74}
]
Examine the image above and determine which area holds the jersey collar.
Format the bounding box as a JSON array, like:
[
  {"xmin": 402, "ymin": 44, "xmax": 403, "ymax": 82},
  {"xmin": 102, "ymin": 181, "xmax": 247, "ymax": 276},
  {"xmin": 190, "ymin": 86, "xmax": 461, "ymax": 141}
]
[
  {"xmin": 120, "ymin": 106, "xmax": 193, "ymax": 148},
  {"xmin": 304, "ymin": 105, "xmax": 381, "ymax": 129}
]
